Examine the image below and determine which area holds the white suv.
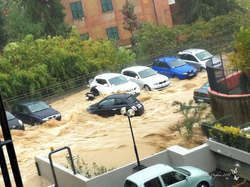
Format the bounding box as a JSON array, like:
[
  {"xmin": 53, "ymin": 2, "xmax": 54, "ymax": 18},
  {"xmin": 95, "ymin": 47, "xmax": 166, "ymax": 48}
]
[
  {"xmin": 89, "ymin": 73, "xmax": 140, "ymax": 96},
  {"xmin": 121, "ymin": 66, "xmax": 170, "ymax": 91},
  {"xmin": 178, "ymin": 49, "xmax": 221, "ymax": 71}
]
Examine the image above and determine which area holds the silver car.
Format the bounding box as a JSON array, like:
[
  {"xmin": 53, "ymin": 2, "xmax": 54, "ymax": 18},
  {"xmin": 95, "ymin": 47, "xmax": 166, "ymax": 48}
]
[
  {"xmin": 178, "ymin": 49, "xmax": 221, "ymax": 71},
  {"xmin": 121, "ymin": 66, "xmax": 170, "ymax": 91}
]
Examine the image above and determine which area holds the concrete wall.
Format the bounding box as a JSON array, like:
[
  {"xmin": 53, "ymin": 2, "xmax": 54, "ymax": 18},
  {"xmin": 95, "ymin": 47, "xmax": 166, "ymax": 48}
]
[{"xmin": 35, "ymin": 143, "xmax": 216, "ymax": 187}]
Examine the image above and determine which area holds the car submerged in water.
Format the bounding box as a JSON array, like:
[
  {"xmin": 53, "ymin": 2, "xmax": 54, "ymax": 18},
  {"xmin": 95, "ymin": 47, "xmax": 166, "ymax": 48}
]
[
  {"xmin": 152, "ymin": 57, "xmax": 197, "ymax": 80},
  {"xmin": 87, "ymin": 93, "xmax": 144, "ymax": 117},
  {"xmin": 11, "ymin": 100, "xmax": 61, "ymax": 125},
  {"xmin": 0, "ymin": 111, "xmax": 25, "ymax": 130}
]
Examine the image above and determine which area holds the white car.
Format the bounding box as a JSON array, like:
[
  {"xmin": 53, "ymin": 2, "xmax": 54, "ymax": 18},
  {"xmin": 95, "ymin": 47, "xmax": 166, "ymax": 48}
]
[
  {"xmin": 124, "ymin": 164, "xmax": 213, "ymax": 187},
  {"xmin": 89, "ymin": 73, "xmax": 140, "ymax": 96},
  {"xmin": 121, "ymin": 66, "xmax": 170, "ymax": 91},
  {"xmin": 178, "ymin": 49, "xmax": 221, "ymax": 71}
]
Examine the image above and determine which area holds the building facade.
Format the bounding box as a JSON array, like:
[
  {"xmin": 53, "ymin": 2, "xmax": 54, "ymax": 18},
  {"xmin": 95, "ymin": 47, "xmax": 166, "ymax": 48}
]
[{"xmin": 61, "ymin": 0, "xmax": 173, "ymax": 45}]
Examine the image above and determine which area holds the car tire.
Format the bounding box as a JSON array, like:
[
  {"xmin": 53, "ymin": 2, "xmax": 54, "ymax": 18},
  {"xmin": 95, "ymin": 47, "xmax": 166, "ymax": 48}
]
[
  {"xmin": 144, "ymin": 85, "xmax": 151, "ymax": 91},
  {"xmin": 91, "ymin": 87, "xmax": 99, "ymax": 96},
  {"xmin": 197, "ymin": 181, "xmax": 209, "ymax": 187}
]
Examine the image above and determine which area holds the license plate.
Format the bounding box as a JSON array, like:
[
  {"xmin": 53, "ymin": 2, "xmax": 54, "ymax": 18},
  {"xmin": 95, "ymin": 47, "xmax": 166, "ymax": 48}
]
[{"xmin": 189, "ymin": 73, "xmax": 194, "ymax": 76}]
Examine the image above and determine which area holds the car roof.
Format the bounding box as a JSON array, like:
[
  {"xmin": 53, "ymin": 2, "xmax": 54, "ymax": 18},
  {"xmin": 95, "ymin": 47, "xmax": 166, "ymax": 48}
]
[
  {"xmin": 126, "ymin": 164, "xmax": 174, "ymax": 185},
  {"xmin": 105, "ymin": 93, "xmax": 133, "ymax": 100},
  {"xmin": 179, "ymin": 48, "xmax": 206, "ymax": 55},
  {"xmin": 15, "ymin": 100, "xmax": 46, "ymax": 106},
  {"xmin": 95, "ymin": 73, "xmax": 123, "ymax": 80},
  {"xmin": 156, "ymin": 56, "xmax": 179, "ymax": 63},
  {"xmin": 122, "ymin": 66, "xmax": 150, "ymax": 73}
]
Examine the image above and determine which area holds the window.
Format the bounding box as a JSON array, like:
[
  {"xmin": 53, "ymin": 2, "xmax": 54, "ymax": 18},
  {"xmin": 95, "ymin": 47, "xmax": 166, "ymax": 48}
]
[
  {"xmin": 106, "ymin": 27, "xmax": 119, "ymax": 40},
  {"xmin": 80, "ymin": 33, "xmax": 89, "ymax": 40},
  {"xmin": 144, "ymin": 177, "xmax": 162, "ymax": 187},
  {"xmin": 159, "ymin": 62, "xmax": 170, "ymax": 69},
  {"xmin": 123, "ymin": 71, "xmax": 138, "ymax": 78},
  {"xmin": 115, "ymin": 99, "xmax": 126, "ymax": 105},
  {"xmin": 99, "ymin": 99, "xmax": 115, "ymax": 106},
  {"xmin": 161, "ymin": 171, "xmax": 186, "ymax": 186},
  {"xmin": 70, "ymin": 1, "xmax": 84, "ymax": 19},
  {"xmin": 185, "ymin": 54, "xmax": 198, "ymax": 62},
  {"xmin": 101, "ymin": 0, "xmax": 113, "ymax": 12},
  {"xmin": 124, "ymin": 180, "xmax": 138, "ymax": 187},
  {"xmin": 96, "ymin": 79, "xmax": 108, "ymax": 85}
]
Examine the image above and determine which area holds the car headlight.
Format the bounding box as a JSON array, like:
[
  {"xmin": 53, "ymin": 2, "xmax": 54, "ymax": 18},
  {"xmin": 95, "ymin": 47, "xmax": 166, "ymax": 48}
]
[{"xmin": 182, "ymin": 73, "xmax": 188, "ymax": 75}]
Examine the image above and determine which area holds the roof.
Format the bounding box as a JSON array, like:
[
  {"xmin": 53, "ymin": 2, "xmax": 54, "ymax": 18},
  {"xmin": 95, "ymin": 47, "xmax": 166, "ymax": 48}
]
[
  {"xmin": 15, "ymin": 100, "xmax": 46, "ymax": 106},
  {"xmin": 122, "ymin": 66, "xmax": 150, "ymax": 73},
  {"xmin": 95, "ymin": 73, "xmax": 122, "ymax": 80},
  {"xmin": 179, "ymin": 48, "xmax": 206, "ymax": 55},
  {"xmin": 156, "ymin": 56, "xmax": 179, "ymax": 63},
  {"xmin": 126, "ymin": 164, "xmax": 174, "ymax": 184},
  {"xmin": 105, "ymin": 93, "xmax": 132, "ymax": 99}
]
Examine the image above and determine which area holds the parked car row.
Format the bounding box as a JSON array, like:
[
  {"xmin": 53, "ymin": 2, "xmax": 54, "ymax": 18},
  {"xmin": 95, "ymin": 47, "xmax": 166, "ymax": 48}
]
[{"xmin": 87, "ymin": 48, "xmax": 218, "ymax": 116}]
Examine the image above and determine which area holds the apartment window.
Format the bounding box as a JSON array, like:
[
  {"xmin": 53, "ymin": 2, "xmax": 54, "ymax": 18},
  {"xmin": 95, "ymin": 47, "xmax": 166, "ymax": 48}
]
[
  {"xmin": 80, "ymin": 33, "xmax": 89, "ymax": 40},
  {"xmin": 70, "ymin": 1, "xmax": 84, "ymax": 19},
  {"xmin": 101, "ymin": 0, "xmax": 113, "ymax": 12},
  {"xmin": 106, "ymin": 27, "xmax": 119, "ymax": 40}
]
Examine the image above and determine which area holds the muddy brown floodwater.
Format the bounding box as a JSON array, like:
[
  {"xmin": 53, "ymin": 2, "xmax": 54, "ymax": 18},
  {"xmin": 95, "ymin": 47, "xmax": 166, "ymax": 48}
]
[{"xmin": 0, "ymin": 72, "xmax": 209, "ymax": 186}]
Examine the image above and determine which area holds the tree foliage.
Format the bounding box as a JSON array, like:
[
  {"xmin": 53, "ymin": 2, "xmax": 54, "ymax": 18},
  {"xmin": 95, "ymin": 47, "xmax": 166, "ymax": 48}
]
[
  {"xmin": 229, "ymin": 26, "xmax": 250, "ymax": 73},
  {"xmin": 134, "ymin": 12, "xmax": 250, "ymax": 58},
  {"xmin": 0, "ymin": 30, "xmax": 135, "ymax": 99},
  {"xmin": 174, "ymin": 0, "xmax": 242, "ymax": 24}
]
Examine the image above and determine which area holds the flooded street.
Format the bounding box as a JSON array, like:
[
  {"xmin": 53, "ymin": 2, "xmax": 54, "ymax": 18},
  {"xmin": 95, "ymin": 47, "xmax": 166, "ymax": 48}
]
[{"xmin": 1, "ymin": 72, "xmax": 209, "ymax": 186}]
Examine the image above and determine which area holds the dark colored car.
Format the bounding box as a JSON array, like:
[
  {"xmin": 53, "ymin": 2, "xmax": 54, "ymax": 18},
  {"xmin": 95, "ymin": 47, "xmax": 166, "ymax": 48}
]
[
  {"xmin": 87, "ymin": 93, "xmax": 144, "ymax": 117},
  {"xmin": 193, "ymin": 82, "xmax": 210, "ymax": 103},
  {"xmin": 2, "ymin": 111, "xmax": 25, "ymax": 130},
  {"xmin": 152, "ymin": 57, "xmax": 197, "ymax": 80},
  {"xmin": 12, "ymin": 100, "xmax": 61, "ymax": 125}
]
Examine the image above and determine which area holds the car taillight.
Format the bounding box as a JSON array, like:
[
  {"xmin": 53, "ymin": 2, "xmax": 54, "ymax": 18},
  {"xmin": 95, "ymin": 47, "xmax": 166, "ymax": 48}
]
[
  {"xmin": 194, "ymin": 92, "xmax": 199, "ymax": 96},
  {"xmin": 131, "ymin": 106, "xmax": 137, "ymax": 111}
]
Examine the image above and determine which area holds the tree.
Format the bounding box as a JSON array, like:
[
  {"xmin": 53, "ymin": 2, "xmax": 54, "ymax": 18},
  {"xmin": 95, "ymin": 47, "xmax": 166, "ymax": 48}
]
[
  {"xmin": 0, "ymin": 11, "xmax": 7, "ymax": 50},
  {"xmin": 20, "ymin": 0, "xmax": 70, "ymax": 37},
  {"xmin": 174, "ymin": 0, "xmax": 242, "ymax": 24},
  {"xmin": 121, "ymin": 0, "xmax": 138, "ymax": 47}
]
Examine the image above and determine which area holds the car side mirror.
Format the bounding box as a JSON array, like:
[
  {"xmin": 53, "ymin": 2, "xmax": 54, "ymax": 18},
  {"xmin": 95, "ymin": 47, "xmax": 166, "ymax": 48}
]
[
  {"xmin": 104, "ymin": 83, "xmax": 109, "ymax": 87},
  {"xmin": 135, "ymin": 76, "xmax": 139, "ymax": 79}
]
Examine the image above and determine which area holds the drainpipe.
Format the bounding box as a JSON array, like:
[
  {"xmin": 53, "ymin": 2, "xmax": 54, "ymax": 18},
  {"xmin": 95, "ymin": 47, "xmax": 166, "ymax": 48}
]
[{"xmin": 152, "ymin": 0, "xmax": 159, "ymax": 25}]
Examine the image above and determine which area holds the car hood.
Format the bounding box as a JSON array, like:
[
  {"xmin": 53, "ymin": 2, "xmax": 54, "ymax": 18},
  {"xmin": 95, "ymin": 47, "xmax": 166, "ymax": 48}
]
[
  {"xmin": 172, "ymin": 64, "xmax": 196, "ymax": 74},
  {"xmin": 32, "ymin": 108, "xmax": 60, "ymax": 119},
  {"xmin": 112, "ymin": 82, "xmax": 138, "ymax": 92},
  {"xmin": 194, "ymin": 87, "xmax": 208, "ymax": 94},
  {"xmin": 142, "ymin": 74, "xmax": 169, "ymax": 85},
  {"xmin": 178, "ymin": 166, "xmax": 209, "ymax": 176}
]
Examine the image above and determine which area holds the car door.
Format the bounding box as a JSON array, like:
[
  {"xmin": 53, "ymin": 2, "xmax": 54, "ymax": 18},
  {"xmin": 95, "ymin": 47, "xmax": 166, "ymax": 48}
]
[
  {"xmin": 96, "ymin": 98, "xmax": 116, "ymax": 116},
  {"xmin": 144, "ymin": 177, "xmax": 163, "ymax": 187},
  {"xmin": 123, "ymin": 71, "xmax": 144, "ymax": 88},
  {"xmin": 181, "ymin": 54, "xmax": 201, "ymax": 70},
  {"xmin": 159, "ymin": 62, "xmax": 174, "ymax": 78},
  {"xmin": 95, "ymin": 78, "xmax": 110, "ymax": 94},
  {"xmin": 112, "ymin": 98, "xmax": 128, "ymax": 114},
  {"xmin": 13, "ymin": 105, "xmax": 31, "ymax": 124},
  {"xmin": 160, "ymin": 171, "xmax": 188, "ymax": 187}
]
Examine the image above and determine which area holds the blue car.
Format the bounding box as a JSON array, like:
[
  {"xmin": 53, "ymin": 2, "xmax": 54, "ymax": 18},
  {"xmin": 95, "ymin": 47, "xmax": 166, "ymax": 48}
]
[
  {"xmin": 152, "ymin": 57, "xmax": 197, "ymax": 80},
  {"xmin": 12, "ymin": 100, "xmax": 61, "ymax": 125}
]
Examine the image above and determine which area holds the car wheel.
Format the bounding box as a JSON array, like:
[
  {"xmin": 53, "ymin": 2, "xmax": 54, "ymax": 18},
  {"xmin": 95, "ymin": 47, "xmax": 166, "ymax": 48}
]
[
  {"xmin": 144, "ymin": 85, "xmax": 151, "ymax": 91},
  {"xmin": 197, "ymin": 181, "xmax": 209, "ymax": 187},
  {"xmin": 91, "ymin": 87, "xmax": 99, "ymax": 96}
]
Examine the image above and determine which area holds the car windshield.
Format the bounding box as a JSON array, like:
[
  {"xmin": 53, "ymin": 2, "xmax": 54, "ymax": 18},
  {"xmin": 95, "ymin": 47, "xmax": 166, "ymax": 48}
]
[
  {"xmin": 127, "ymin": 95, "xmax": 137, "ymax": 104},
  {"xmin": 138, "ymin": 68, "xmax": 157, "ymax": 79},
  {"xmin": 27, "ymin": 101, "xmax": 50, "ymax": 113},
  {"xmin": 196, "ymin": 51, "xmax": 213, "ymax": 61},
  {"xmin": 109, "ymin": 75, "xmax": 128, "ymax": 86},
  {"xmin": 6, "ymin": 111, "xmax": 15, "ymax": 120},
  {"xmin": 175, "ymin": 168, "xmax": 191, "ymax": 176},
  {"xmin": 169, "ymin": 59, "xmax": 186, "ymax": 68},
  {"xmin": 203, "ymin": 82, "xmax": 209, "ymax": 88}
]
